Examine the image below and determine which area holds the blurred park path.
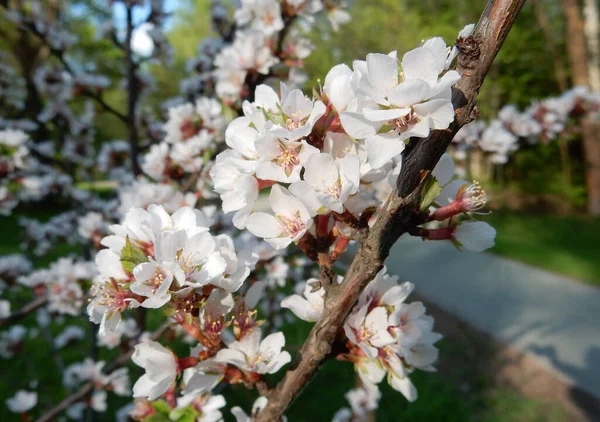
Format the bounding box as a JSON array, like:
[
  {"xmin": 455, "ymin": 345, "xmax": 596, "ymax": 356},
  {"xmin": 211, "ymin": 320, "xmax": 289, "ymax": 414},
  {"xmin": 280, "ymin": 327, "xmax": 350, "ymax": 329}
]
[{"xmin": 385, "ymin": 236, "xmax": 600, "ymax": 400}]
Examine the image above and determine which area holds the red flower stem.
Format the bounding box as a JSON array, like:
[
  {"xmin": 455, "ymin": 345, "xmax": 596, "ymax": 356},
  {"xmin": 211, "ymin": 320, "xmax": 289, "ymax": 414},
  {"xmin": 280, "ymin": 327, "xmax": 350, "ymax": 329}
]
[
  {"xmin": 331, "ymin": 236, "xmax": 350, "ymax": 262},
  {"xmin": 428, "ymin": 201, "xmax": 462, "ymax": 222},
  {"xmin": 178, "ymin": 356, "xmax": 199, "ymax": 370},
  {"xmin": 422, "ymin": 226, "xmax": 455, "ymax": 240},
  {"xmin": 316, "ymin": 215, "xmax": 330, "ymax": 238}
]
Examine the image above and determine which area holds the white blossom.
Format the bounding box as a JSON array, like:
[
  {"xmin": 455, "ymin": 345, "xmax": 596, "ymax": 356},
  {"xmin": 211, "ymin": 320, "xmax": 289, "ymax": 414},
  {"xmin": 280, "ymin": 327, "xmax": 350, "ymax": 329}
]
[
  {"xmin": 132, "ymin": 339, "xmax": 178, "ymax": 400},
  {"xmin": 215, "ymin": 328, "xmax": 291, "ymax": 374},
  {"xmin": 6, "ymin": 390, "xmax": 37, "ymax": 413}
]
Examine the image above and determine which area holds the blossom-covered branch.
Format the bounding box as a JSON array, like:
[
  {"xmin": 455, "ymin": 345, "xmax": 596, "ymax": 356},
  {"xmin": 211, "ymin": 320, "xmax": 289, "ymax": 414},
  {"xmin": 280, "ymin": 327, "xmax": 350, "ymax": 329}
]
[
  {"xmin": 254, "ymin": 0, "xmax": 526, "ymax": 419},
  {"xmin": 0, "ymin": 0, "xmax": 526, "ymax": 420}
]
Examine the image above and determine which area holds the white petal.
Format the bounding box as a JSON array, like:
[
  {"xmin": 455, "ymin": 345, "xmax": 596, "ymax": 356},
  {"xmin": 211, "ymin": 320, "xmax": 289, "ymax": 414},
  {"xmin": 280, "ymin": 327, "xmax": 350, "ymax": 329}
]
[
  {"xmin": 387, "ymin": 80, "xmax": 432, "ymax": 107},
  {"xmin": 245, "ymin": 213, "xmax": 281, "ymax": 238},
  {"xmin": 453, "ymin": 221, "xmax": 496, "ymax": 252},
  {"xmin": 365, "ymin": 133, "xmax": 405, "ymax": 169},
  {"xmin": 390, "ymin": 374, "xmax": 418, "ymax": 402},
  {"xmin": 281, "ymin": 295, "xmax": 314, "ymax": 321},
  {"xmin": 431, "ymin": 153, "xmax": 455, "ymax": 186},
  {"xmin": 340, "ymin": 111, "xmax": 380, "ymax": 139},
  {"xmin": 366, "ymin": 53, "xmax": 398, "ymax": 100},
  {"xmin": 413, "ymin": 99, "xmax": 454, "ymax": 129},
  {"xmin": 259, "ymin": 332, "xmax": 285, "ymax": 355}
]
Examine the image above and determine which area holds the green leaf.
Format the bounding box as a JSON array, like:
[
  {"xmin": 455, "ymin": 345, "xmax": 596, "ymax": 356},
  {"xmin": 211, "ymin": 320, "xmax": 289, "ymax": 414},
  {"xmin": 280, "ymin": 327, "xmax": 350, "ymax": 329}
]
[
  {"xmin": 120, "ymin": 236, "xmax": 149, "ymax": 273},
  {"xmin": 419, "ymin": 175, "xmax": 443, "ymax": 210},
  {"xmin": 145, "ymin": 414, "xmax": 170, "ymax": 422},
  {"xmin": 150, "ymin": 400, "xmax": 172, "ymax": 415},
  {"xmin": 169, "ymin": 406, "xmax": 199, "ymax": 422},
  {"xmin": 164, "ymin": 307, "xmax": 177, "ymax": 316},
  {"xmin": 183, "ymin": 312, "xmax": 193, "ymax": 326}
]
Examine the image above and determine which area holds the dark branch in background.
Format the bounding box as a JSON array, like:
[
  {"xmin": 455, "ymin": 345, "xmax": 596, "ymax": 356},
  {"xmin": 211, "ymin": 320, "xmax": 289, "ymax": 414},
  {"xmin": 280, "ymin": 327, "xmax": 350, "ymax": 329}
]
[
  {"xmin": 0, "ymin": 7, "xmax": 130, "ymax": 124},
  {"xmin": 255, "ymin": 0, "xmax": 526, "ymax": 420},
  {"xmin": 35, "ymin": 322, "xmax": 172, "ymax": 422},
  {"xmin": 28, "ymin": 147, "xmax": 74, "ymax": 174},
  {"xmin": 0, "ymin": 296, "xmax": 47, "ymax": 329},
  {"xmin": 125, "ymin": 4, "xmax": 142, "ymax": 177}
]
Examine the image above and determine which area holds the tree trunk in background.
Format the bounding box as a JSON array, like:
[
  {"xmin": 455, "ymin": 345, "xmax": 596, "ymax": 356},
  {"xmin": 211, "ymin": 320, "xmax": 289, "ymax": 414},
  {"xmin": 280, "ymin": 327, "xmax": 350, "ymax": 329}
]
[
  {"xmin": 563, "ymin": 0, "xmax": 590, "ymax": 86},
  {"xmin": 583, "ymin": 0, "xmax": 600, "ymax": 91},
  {"xmin": 533, "ymin": 0, "xmax": 569, "ymax": 91},
  {"xmin": 563, "ymin": 0, "xmax": 600, "ymax": 215},
  {"xmin": 582, "ymin": 119, "xmax": 600, "ymax": 215}
]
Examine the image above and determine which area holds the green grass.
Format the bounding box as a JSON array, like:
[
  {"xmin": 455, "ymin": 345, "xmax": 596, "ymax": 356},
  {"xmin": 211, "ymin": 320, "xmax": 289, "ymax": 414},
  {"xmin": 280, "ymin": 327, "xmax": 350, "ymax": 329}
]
[{"xmin": 482, "ymin": 212, "xmax": 600, "ymax": 286}]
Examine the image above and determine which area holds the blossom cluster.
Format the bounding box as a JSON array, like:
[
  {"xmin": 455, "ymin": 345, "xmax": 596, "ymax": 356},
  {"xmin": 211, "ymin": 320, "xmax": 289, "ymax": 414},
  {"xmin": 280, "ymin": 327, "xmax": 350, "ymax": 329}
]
[
  {"xmin": 341, "ymin": 267, "xmax": 440, "ymax": 402},
  {"xmin": 18, "ymin": 258, "xmax": 95, "ymax": 316},
  {"xmin": 210, "ymin": 24, "xmax": 494, "ymax": 257},
  {"xmin": 142, "ymin": 97, "xmax": 226, "ymax": 183},
  {"xmin": 83, "ymin": 203, "xmax": 299, "ymax": 419},
  {"xmin": 181, "ymin": 0, "xmax": 350, "ymax": 104},
  {"xmin": 62, "ymin": 358, "xmax": 131, "ymax": 419},
  {"xmin": 0, "ymin": 0, "xmax": 502, "ymax": 418},
  {"xmin": 452, "ymin": 86, "xmax": 600, "ymax": 164}
]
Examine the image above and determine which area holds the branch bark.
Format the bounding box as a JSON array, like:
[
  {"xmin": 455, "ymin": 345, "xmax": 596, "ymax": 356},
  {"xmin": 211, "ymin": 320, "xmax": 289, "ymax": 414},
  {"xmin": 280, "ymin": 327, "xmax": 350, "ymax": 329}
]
[{"xmin": 255, "ymin": 0, "xmax": 526, "ymax": 420}]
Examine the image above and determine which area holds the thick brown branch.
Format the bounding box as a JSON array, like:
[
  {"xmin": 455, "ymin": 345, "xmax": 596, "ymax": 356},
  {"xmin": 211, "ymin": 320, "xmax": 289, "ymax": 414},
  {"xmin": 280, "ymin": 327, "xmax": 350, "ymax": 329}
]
[
  {"xmin": 255, "ymin": 0, "xmax": 526, "ymax": 420},
  {"xmin": 0, "ymin": 296, "xmax": 47, "ymax": 329},
  {"xmin": 35, "ymin": 322, "xmax": 172, "ymax": 422}
]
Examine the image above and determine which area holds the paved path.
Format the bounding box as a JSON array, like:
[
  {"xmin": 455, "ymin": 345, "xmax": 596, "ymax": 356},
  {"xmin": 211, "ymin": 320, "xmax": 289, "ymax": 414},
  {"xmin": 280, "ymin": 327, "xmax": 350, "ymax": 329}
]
[{"xmin": 384, "ymin": 236, "xmax": 600, "ymax": 399}]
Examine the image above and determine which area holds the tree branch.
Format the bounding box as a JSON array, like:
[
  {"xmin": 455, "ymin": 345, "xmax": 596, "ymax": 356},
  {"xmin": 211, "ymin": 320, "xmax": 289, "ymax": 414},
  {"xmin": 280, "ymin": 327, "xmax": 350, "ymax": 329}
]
[
  {"xmin": 0, "ymin": 296, "xmax": 47, "ymax": 329},
  {"xmin": 255, "ymin": 0, "xmax": 526, "ymax": 420},
  {"xmin": 9, "ymin": 14, "xmax": 128, "ymax": 123}
]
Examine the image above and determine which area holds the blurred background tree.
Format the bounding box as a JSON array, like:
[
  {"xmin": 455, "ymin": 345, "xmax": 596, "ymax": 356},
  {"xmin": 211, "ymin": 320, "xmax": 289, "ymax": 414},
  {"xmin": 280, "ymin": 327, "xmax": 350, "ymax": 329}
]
[{"xmin": 2, "ymin": 0, "xmax": 599, "ymax": 215}]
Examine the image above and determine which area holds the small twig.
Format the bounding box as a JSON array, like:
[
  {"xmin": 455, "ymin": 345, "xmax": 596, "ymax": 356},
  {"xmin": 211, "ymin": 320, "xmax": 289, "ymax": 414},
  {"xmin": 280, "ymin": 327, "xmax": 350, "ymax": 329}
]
[{"xmin": 0, "ymin": 296, "xmax": 47, "ymax": 329}]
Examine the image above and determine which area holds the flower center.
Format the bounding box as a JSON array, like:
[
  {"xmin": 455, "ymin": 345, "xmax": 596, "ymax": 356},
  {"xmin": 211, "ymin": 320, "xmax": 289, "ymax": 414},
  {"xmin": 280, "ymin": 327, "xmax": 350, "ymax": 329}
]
[
  {"xmin": 263, "ymin": 12, "xmax": 276, "ymax": 25},
  {"xmin": 276, "ymin": 212, "xmax": 305, "ymax": 238},
  {"xmin": 176, "ymin": 249, "xmax": 203, "ymax": 278},
  {"xmin": 321, "ymin": 177, "xmax": 342, "ymax": 199},
  {"xmin": 147, "ymin": 270, "xmax": 165, "ymax": 294},
  {"xmin": 393, "ymin": 109, "xmax": 419, "ymax": 133},
  {"xmin": 285, "ymin": 112, "xmax": 308, "ymax": 130},
  {"xmin": 274, "ymin": 141, "xmax": 301, "ymax": 176},
  {"xmin": 93, "ymin": 282, "xmax": 126, "ymax": 312},
  {"xmin": 248, "ymin": 351, "xmax": 274, "ymax": 369},
  {"xmin": 356, "ymin": 325, "xmax": 376, "ymax": 343},
  {"xmin": 180, "ymin": 116, "xmax": 203, "ymax": 141},
  {"xmin": 460, "ymin": 181, "xmax": 487, "ymax": 211}
]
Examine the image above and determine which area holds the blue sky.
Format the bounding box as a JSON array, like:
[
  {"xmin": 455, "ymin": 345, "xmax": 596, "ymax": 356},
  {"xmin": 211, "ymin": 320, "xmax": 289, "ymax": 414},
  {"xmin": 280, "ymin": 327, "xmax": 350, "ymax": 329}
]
[{"xmin": 111, "ymin": 0, "xmax": 181, "ymax": 30}]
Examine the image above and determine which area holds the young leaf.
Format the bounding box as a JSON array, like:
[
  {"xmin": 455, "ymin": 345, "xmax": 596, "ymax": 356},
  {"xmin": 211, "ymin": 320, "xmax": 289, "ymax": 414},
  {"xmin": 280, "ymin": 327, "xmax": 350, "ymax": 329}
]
[
  {"xmin": 120, "ymin": 236, "xmax": 149, "ymax": 273},
  {"xmin": 419, "ymin": 175, "xmax": 443, "ymax": 210}
]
